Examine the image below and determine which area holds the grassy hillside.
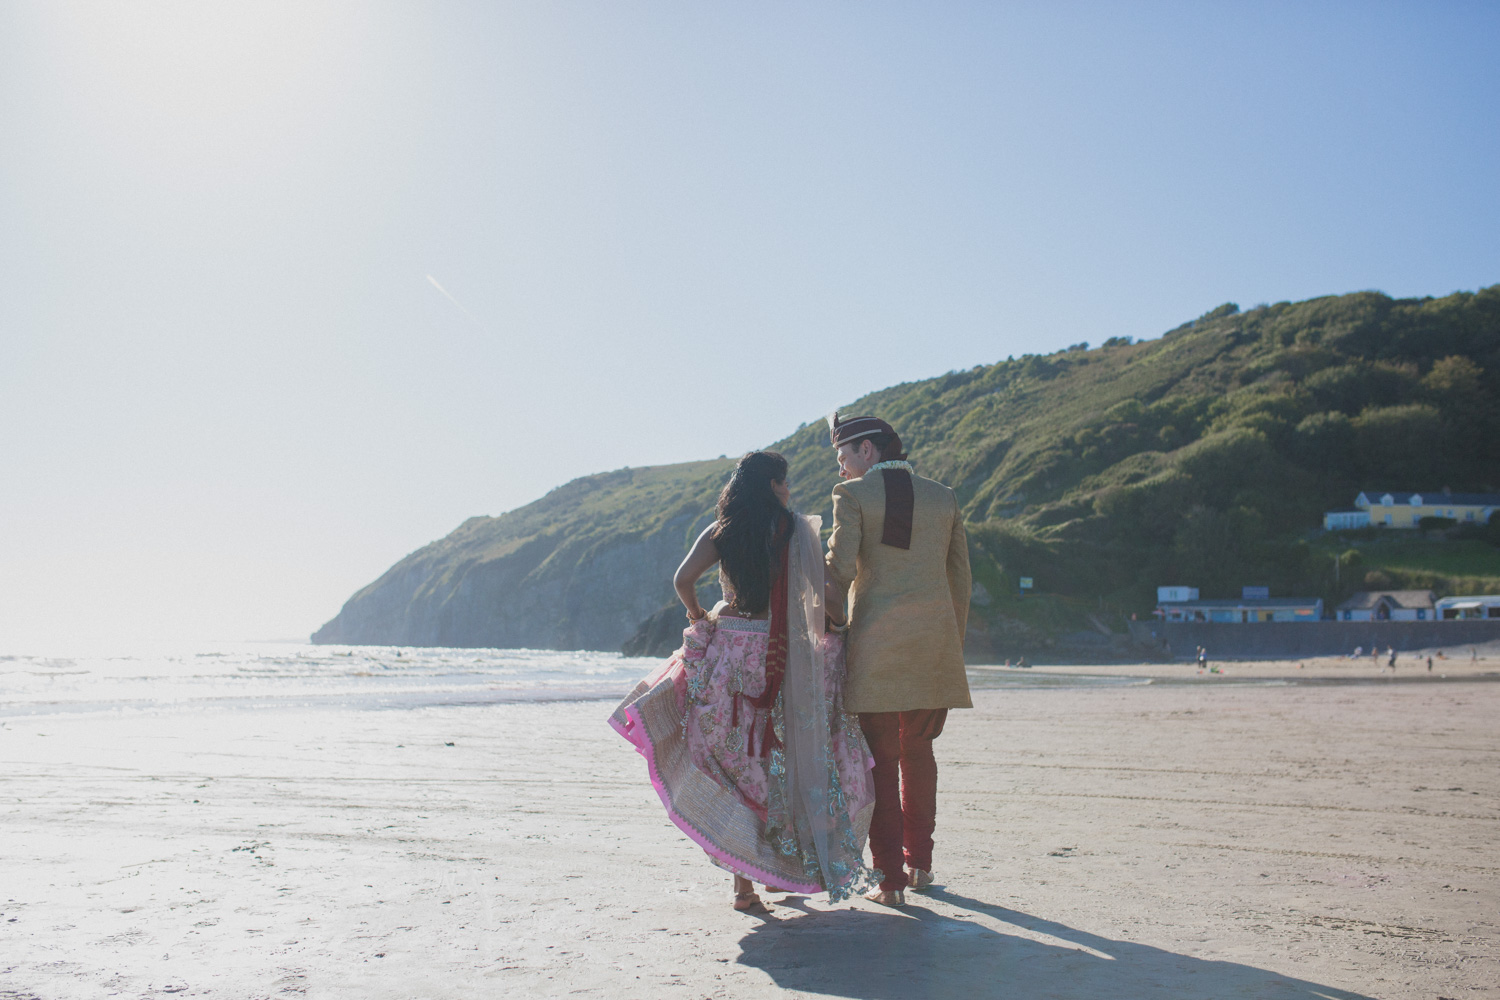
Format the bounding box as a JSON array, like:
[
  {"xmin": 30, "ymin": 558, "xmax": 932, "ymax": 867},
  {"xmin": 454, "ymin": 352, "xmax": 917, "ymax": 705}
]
[
  {"xmin": 1310, "ymin": 535, "xmax": 1500, "ymax": 598},
  {"xmin": 316, "ymin": 284, "xmax": 1500, "ymax": 655},
  {"xmin": 773, "ymin": 285, "xmax": 1500, "ymax": 636}
]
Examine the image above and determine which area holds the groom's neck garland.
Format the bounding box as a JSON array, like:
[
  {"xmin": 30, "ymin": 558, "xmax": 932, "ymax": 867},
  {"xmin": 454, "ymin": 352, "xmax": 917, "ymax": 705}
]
[{"xmin": 828, "ymin": 413, "xmax": 915, "ymax": 550}]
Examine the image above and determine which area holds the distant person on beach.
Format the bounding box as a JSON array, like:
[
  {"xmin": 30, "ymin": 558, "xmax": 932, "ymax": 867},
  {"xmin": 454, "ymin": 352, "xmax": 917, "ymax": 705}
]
[
  {"xmin": 825, "ymin": 414, "xmax": 972, "ymax": 908},
  {"xmin": 1427, "ymin": 656, "xmax": 1434, "ymax": 672},
  {"xmin": 1387, "ymin": 647, "xmax": 1397, "ymax": 670},
  {"xmin": 1197, "ymin": 646, "xmax": 1207, "ymax": 672},
  {"xmin": 610, "ymin": 451, "xmax": 878, "ymax": 911}
]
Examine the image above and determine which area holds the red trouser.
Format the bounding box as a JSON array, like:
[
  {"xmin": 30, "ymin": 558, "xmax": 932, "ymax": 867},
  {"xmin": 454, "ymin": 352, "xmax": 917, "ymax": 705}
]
[{"xmin": 859, "ymin": 708, "xmax": 948, "ymax": 891}]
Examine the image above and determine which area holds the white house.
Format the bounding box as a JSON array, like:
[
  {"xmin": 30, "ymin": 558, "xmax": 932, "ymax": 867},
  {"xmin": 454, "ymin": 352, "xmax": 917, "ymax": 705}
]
[{"xmin": 1323, "ymin": 510, "xmax": 1371, "ymax": 530}]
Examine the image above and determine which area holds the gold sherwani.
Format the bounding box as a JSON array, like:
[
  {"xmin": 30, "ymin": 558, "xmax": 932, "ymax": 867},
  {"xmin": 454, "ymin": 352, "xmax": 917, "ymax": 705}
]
[{"xmin": 825, "ymin": 470, "xmax": 972, "ymax": 713}]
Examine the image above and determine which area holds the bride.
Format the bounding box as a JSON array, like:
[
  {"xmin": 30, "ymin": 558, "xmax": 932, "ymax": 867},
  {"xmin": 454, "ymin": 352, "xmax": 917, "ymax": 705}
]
[{"xmin": 610, "ymin": 451, "xmax": 879, "ymax": 910}]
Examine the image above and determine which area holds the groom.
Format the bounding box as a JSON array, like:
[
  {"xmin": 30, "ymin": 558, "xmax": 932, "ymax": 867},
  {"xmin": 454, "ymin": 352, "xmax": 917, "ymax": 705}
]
[{"xmin": 825, "ymin": 414, "xmax": 972, "ymax": 906}]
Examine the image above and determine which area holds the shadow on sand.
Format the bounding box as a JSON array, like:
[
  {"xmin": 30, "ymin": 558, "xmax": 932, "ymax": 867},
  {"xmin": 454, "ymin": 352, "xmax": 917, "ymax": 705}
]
[{"xmin": 736, "ymin": 886, "xmax": 1374, "ymax": 999}]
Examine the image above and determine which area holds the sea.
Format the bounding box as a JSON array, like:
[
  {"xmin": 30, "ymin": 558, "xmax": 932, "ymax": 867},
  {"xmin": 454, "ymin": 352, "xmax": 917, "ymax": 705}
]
[{"xmin": 0, "ymin": 642, "xmax": 1146, "ymax": 719}]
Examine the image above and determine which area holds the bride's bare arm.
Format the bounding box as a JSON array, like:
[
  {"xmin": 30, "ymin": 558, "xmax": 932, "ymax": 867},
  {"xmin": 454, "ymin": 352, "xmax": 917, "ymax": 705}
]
[{"xmin": 673, "ymin": 525, "xmax": 719, "ymax": 620}]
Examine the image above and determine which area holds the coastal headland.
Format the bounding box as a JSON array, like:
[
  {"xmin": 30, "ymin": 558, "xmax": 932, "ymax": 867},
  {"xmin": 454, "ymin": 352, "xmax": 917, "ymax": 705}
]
[
  {"xmin": 311, "ymin": 285, "xmax": 1500, "ymax": 661},
  {"xmin": 3, "ymin": 671, "xmax": 1495, "ymax": 998}
]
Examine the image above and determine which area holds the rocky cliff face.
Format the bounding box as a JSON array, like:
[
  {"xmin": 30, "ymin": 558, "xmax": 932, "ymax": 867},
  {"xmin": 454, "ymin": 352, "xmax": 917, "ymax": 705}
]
[
  {"xmin": 311, "ymin": 462, "xmax": 733, "ymax": 649},
  {"xmin": 619, "ymin": 604, "xmax": 692, "ymax": 658}
]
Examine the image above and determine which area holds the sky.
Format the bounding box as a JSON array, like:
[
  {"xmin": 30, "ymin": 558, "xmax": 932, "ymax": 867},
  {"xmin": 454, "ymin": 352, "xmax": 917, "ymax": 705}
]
[{"xmin": 1, "ymin": 1, "xmax": 1497, "ymax": 648}]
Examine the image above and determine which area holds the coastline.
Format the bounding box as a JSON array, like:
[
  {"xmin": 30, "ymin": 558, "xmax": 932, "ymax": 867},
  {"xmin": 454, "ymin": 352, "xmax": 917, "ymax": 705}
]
[{"xmin": 1, "ymin": 676, "xmax": 1495, "ymax": 998}]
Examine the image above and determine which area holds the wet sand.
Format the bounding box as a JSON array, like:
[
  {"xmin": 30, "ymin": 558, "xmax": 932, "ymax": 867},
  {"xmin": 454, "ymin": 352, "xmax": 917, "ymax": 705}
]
[{"xmin": 1, "ymin": 677, "xmax": 1496, "ymax": 999}]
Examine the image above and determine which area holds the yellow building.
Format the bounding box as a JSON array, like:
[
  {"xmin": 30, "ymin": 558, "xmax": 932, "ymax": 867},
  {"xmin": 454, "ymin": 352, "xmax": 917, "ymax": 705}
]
[{"xmin": 1329, "ymin": 491, "xmax": 1500, "ymax": 530}]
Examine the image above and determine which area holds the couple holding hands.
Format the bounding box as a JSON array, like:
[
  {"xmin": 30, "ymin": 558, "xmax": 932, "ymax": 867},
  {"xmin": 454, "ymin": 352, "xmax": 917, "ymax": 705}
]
[{"xmin": 610, "ymin": 414, "xmax": 971, "ymax": 909}]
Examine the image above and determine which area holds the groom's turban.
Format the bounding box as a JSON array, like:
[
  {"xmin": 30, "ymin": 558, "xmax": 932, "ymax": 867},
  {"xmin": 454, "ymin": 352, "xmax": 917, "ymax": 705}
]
[
  {"xmin": 828, "ymin": 414, "xmax": 898, "ymax": 450},
  {"xmin": 827, "ymin": 413, "xmax": 913, "ymax": 550}
]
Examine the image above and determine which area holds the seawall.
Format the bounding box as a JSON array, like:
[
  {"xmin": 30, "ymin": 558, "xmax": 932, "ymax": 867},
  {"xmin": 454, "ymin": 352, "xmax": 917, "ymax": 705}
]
[{"xmin": 1128, "ymin": 620, "xmax": 1500, "ymax": 660}]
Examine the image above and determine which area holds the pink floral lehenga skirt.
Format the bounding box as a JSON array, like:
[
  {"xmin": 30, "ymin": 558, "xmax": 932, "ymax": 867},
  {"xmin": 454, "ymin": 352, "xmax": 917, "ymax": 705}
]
[{"xmin": 610, "ymin": 616, "xmax": 878, "ymax": 900}]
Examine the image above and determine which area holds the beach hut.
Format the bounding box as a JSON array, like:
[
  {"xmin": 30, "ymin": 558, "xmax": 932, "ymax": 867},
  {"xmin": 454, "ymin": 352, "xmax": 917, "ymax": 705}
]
[
  {"xmin": 1435, "ymin": 595, "xmax": 1500, "ymax": 620},
  {"xmin": 1157, "ymin": 596, "xmax": 1323, "ymax": 623},
  {"xmin": 1336, "ymin": 590, "xmax": 1437, "ymax": 622}
]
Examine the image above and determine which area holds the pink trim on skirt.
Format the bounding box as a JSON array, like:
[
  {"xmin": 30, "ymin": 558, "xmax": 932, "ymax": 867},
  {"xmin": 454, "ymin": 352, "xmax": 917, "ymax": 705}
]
[{"xmin": 611, "ymin": 706, "xmax": 822, "ymax": 893}]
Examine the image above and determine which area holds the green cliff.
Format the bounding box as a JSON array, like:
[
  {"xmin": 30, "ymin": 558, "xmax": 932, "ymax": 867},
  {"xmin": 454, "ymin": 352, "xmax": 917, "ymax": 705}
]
[{"xmin": 314, "ymin": 285, "xmax": 1500, "ymax": 656}]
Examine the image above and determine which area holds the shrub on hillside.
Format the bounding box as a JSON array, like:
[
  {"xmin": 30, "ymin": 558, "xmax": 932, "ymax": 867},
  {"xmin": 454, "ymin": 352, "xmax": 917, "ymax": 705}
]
[
  {"xmin": 1093, "ymin": 472, "xmax": 1200, "ymax": 546},
  {"xmin": 1291, "ymin": 411, "xmax": 1355, "ymax": 471},
  {"xmin": 1303, "ymin": 361, "xmax": 1417, "ymax": 414},
  {"xmin": 1173, "ymin": 428, "xmax": 1279, "ymax": 509},
  {"xmin": 1352, "ymin": 404, "xmax": 1444, "ymax": 481}
]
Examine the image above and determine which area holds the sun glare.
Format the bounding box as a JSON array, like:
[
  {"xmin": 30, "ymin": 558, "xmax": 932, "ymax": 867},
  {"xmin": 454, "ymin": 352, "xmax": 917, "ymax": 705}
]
[{"xmin": 39, "ymin": 2, "xmax": 386, "ymax": 178}]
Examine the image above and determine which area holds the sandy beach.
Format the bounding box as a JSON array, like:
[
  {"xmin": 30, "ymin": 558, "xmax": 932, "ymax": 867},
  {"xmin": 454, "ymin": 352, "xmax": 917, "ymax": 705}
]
[{"xmin": 3, "ymin": 671, "xmax": 1497, "ymax": 999}]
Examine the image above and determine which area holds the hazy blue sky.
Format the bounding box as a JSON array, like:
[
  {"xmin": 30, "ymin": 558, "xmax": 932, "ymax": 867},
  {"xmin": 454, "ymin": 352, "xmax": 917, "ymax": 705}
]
[{"xmin": 2, "ymin": 1, "xmax": 1496, "ymax": 647}]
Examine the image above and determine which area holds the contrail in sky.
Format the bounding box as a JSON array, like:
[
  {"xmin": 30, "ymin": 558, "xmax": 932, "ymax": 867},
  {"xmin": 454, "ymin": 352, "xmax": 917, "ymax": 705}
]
[{"xmin": 425, "ymin": 274, "xmax": 488, "ymax": 331}]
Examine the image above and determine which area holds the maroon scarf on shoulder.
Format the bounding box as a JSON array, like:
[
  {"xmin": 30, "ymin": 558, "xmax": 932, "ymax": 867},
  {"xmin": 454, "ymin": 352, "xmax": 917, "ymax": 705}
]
[{"xmin": 880, "ymin": 467, "xmax": 914, "ymax": 549}]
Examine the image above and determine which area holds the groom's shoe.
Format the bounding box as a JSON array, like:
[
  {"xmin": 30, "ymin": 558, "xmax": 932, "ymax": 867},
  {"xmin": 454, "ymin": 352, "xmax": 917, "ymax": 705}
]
[
  {"xmin": 907, "ymin": 869, "xmax": 934, "ymax": 892},
  {"xmin": 864, "ymin": 888, "xmax": 905, "ymax": 907}
]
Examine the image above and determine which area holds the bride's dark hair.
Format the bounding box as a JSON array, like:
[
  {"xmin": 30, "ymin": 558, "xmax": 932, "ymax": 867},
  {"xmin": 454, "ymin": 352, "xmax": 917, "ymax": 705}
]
[{"xmin": 712, "ymin": 451, "xmax": 792, "ymax": 616}]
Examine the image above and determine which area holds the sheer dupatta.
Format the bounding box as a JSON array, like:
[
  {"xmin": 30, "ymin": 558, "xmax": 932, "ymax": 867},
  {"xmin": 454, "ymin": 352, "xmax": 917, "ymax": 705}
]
[{"xmin": 772, "ymin": 513, "xmax": 877, "ymax": 898}]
